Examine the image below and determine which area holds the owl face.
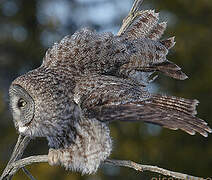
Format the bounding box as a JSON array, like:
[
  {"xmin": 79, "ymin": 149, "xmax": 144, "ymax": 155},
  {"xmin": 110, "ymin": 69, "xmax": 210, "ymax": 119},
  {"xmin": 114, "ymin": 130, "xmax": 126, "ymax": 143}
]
[
  {"xmin": 9, "ymin": 68, "xmax": 78, "ymax": 138},
  {"xmin": 9, "ymin": 84, "xmax": 35, "ymax": 134}
]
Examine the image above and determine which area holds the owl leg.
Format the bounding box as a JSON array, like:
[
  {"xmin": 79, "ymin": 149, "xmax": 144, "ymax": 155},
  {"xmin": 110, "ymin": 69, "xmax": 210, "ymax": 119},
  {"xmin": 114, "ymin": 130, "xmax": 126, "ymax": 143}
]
[
  {"xmin": 47, "ymin": 119, "xmax": 112, "ymax": 174},
  {"xmin": 48, "ymin": 146, "xmax": 108, "ymax": 175},
  {"xmin": 48, "ymin": 148, "xmax": 75, "ymax": 170},
  {"xmin": 48, "ymin": 148, "xmax": 62, "ymax": 166},
  {"xmin": 48, "ymin": 148, "xmax": 76, "ymax": 168}
]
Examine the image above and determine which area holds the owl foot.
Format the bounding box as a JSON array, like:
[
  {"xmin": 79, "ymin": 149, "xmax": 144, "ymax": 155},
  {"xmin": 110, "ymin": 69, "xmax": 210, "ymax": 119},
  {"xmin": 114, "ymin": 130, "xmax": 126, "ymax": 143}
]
[{"xmin": 48, "ymin": 148, "xmax": 61, "ymax": 166}]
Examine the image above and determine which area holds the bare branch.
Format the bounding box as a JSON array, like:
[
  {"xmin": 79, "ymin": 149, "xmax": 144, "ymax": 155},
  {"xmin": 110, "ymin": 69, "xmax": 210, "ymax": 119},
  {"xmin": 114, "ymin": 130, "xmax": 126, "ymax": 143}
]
[
  {"xmin": 0, "ymin": 135, "xmax": 31, "ymax": 180},
  {"xmin": 1, "ymin": 155, "xmax": 205, "ymax": 180},
  {"xmin": 9, "ymin": 135, "xmax": 31, "ymax": 164},
  {"xmin": 104, "ymin": 159, "xmax": 205, "ymax": 180},
  {"xmin": 1, "ymin": 156, "xmax": 48, "ymax": 179}
]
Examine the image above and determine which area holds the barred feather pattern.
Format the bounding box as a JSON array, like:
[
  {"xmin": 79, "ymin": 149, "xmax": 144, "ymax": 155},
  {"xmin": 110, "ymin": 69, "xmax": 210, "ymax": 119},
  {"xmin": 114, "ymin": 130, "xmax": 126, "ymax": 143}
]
[
  {"xmin": 119, "ymin": 10, "xmax": 167, "ymax": 41},
  {"xmin": 120, "ymin": 10, "xmax": 160, "ymax": 39},
  {"xmin": 86, "ymin": 94, "xmax": 212, "ymax": 137}
]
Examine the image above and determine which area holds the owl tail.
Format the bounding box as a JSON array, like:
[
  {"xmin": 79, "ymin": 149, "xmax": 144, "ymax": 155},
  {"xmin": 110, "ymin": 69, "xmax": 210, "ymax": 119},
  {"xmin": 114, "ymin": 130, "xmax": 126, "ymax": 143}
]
[
  {"xmin": 119, "ymin": 10, "xmax": 166, "ymax": 41},
  {"xmin": 89, "ymin": 95, "xmax": 212, "ymax": 137},
  {"xmin": 149, "ymin": 59, "xmax": 188, "ymax": 80},
  {"xmin": 119, "ymin": 10, "xmax": 187, "ymax": 81},
  {"xmin": 119, "ymin": 10, "xmax": 170, "ymax": 42}
]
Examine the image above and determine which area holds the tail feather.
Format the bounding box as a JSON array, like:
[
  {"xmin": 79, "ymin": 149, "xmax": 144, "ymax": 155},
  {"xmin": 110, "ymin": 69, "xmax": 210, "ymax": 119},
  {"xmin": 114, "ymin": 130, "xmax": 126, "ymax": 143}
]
[
  {"xmin": 157, "ymin": 68, "xmax": 188, "ymax": 80},
  {"xmin": 160, "ymin": 37, "xmax": 176, "ymax": 49},
  {"xmin": 154, "ymin": 61, "xmax": 188, "ymax": 80},
  {"xmin": 126, "ymin": 60, "xmax": 188, "ymax": 82},
  {"xmin": 122, "ymin": 10, "xmax": 159, "ymax": 39},
  {"xmin": 121, "ymin": 10, "xmax": 168, "ymax": 41},
  {"xmin": 118, "ymin": 8, "xmax": 184, "ymax": 81},
  {"xmin": 148, "ymin": 22, "xmax": 167, "ymax": 40},
  {"xmin": 155, "ymin": 61, "xmax": 181, "ymax": 70}
]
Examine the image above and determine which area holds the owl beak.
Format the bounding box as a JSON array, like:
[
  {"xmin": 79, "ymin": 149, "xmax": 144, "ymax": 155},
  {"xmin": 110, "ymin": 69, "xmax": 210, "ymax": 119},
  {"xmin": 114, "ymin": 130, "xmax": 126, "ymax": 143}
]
[
  {"xmin": 17, "ymin": 121, "xmax": 29, "ymax": 134},
  {"xmin": 18, "ymin": 126, "xmax": 28, "ymax": 133}
]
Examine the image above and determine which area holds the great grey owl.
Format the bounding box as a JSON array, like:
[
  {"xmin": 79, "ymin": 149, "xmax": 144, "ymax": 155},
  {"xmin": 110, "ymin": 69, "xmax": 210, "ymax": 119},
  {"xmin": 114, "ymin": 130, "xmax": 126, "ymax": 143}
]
[{"xmin": 9, "ymin": 9, "xmax": 211, "ymax": 174}]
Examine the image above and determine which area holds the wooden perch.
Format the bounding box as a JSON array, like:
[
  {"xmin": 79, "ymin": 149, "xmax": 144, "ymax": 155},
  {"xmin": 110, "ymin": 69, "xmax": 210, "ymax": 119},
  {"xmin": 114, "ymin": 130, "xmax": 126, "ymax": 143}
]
[{"xmin": 1, "ymin": 151, "xmax": 206, "ymax": 180}]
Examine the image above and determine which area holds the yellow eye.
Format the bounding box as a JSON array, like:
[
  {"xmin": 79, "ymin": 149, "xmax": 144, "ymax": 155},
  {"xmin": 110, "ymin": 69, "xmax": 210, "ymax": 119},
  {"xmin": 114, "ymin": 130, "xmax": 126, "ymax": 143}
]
[{"xmin": 17, "ymin": 98, "xmax": 27, "ymax": 108}]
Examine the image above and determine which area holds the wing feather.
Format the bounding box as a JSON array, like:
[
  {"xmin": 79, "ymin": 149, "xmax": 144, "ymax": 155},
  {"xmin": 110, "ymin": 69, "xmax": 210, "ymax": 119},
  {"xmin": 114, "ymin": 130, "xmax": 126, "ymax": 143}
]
[{"xmin": 86, "ymin": 95, "xmax": 212, "ymax": 137}]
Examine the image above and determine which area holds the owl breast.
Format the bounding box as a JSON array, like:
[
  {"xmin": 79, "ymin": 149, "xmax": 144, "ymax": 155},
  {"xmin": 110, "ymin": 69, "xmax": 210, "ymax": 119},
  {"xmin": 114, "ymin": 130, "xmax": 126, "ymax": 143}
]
[{"xmin": 47, "ymin": 118, "xmax": 112, "ymax": 174}]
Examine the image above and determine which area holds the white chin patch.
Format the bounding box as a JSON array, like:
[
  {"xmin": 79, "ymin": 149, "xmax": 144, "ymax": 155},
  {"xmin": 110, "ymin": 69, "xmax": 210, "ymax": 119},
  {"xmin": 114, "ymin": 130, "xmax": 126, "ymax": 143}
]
[{"xmin": 19, "ymin": 126, "xmax": 28, "ymax": 133}]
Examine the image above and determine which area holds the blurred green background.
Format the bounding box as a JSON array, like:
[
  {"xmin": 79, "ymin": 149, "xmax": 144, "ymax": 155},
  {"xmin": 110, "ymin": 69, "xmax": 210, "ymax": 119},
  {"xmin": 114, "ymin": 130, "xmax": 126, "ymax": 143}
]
[{"xmin": 0, "ymin": 0, "xmax": 212, "ymax": 179}]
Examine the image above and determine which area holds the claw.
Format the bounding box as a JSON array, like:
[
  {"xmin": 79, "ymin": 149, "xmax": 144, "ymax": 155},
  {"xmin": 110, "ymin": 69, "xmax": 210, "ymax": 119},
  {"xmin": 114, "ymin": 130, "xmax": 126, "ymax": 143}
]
[{"xmin": 48, "ymin": 148, "xmax": 61, "ymax": 166}]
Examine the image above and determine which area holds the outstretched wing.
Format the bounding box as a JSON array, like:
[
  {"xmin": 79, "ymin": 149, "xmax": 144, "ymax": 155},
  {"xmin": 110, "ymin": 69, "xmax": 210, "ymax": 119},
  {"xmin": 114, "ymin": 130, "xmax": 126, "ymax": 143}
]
[
  {"xmin": 86, "ymin": 94, "xmax": 212, "ymax": 137},
  {"xmin": 41, "ymin": 9, "xmax": 186, "ymax": 83},
  {"xmin": 77, "ymin": 76, "xmax": 211, "ymax": 137}
]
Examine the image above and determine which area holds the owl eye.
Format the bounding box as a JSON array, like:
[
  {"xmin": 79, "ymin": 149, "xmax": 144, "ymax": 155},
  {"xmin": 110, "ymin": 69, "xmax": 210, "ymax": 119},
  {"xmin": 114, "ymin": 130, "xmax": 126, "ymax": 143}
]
[{"xmin": 17, "ymin": 98, "xmax": 27, "ymax": 108}]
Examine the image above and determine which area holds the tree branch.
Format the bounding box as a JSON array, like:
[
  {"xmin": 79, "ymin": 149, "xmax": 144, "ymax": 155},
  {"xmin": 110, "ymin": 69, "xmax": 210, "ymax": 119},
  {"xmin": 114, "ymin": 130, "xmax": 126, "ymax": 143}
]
[
  {"xmin": 0, "ymin": 135, "xmax": 32, "ymax": 180},
  {"xmin": 104, "ymin": 159, "xmax": 205, "ymax": 180},
  {"xmin": 1, "ymin": 155, "xmax": 206, "ymax": 180},
  {"xmin": 0, "ymin": 155, "xmax": 48, "ymax": 179}
]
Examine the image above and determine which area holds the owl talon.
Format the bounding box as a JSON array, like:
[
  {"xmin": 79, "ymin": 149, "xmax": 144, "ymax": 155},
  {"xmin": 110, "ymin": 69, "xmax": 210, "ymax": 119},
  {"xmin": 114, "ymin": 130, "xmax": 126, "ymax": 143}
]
[{"xmin": 48, "ymin": 148, "xmax": 61, "ymax": 166}]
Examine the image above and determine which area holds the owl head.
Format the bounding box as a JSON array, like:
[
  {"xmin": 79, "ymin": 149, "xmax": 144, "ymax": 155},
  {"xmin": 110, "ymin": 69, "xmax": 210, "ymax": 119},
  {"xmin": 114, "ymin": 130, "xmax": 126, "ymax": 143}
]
[{"xmin": 9, "ymin": 67, "xmax": 79, "ymax": 138}]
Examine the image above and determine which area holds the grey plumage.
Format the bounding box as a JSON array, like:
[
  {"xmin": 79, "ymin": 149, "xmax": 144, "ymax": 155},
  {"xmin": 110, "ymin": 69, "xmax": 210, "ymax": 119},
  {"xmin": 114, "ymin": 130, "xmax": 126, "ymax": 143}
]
[{"xmin": 8, "ymin": 9, "xmax": 211, "ymax": 175}]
